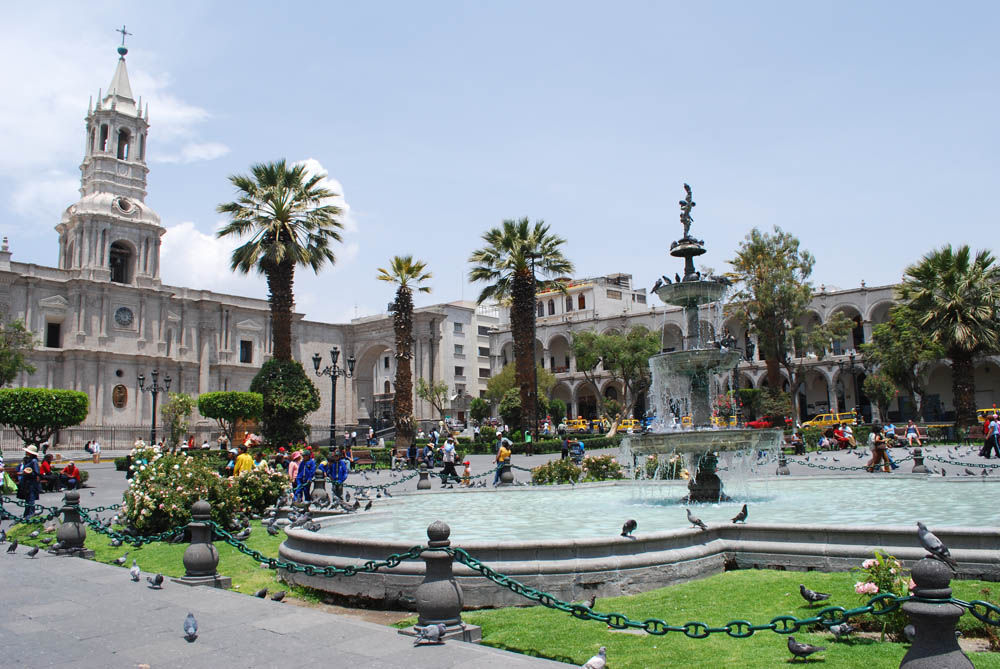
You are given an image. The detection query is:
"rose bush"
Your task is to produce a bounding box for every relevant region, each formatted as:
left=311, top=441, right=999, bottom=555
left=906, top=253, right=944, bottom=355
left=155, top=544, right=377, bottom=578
left=581, top=454, right=624, bottom=481
left=851, top=550, right=911, bottom=640
left=531, top=458, right=582, bottom=485
left=235, top=467, right=289, bottom=513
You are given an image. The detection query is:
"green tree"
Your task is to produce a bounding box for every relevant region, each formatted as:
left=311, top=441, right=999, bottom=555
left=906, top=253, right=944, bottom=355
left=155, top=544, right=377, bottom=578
left=861, top=304, right=944, bottom=420
left=249, top=359, right=320, bottom=446
left=217, top=159, right=344, bottom=361
left=469, top=397, right=491, bottom=423
left=197, top=391, right=264, bottom=445
left=0, top=316, right=36, bottom=386
left=863, top=372, right=898, bottom=423
left=469, top=218, right=573, bottom=435
left=484, top=363, right=556, bottom=405
left=416, top=377, right=450, bottom=428
left=784, top=311, right=853, bottom=420
left=498, top=387, right=550, bottom=432
left=377, top=255, right=432, bottom=449
left=548, top=398, right=567, bottom=427
left=160, top=392, right=195, bottom=453
left=0, top=388, right=88, bottom=446
left=738, top=388, right=763, bottom=421
left=898, top=245, right=1000, bottom=427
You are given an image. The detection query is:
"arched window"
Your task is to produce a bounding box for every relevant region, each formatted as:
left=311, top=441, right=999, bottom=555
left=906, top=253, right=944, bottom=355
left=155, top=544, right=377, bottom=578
left=604, top=386, right=619, bottom=401
left=109, top=241, right=132, bottom=284
left=99, top=124, right=109, bottom=152
left=536, top=302, right=544, bottom=317
left=384, top=380, right=391, bottom=394
left=565, top=296, right=573, bottom=312
left=117, top=129, right=131, bottom=160
left=578, top=294, right=586, bottom=310
left=547, top=300, right=555, bottom=315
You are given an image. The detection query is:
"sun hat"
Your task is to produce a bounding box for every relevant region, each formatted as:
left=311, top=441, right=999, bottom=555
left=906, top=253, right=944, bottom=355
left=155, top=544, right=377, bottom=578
left=23, top=444, right=39, bottom=456
left=291, top=450, right=302, bottom=460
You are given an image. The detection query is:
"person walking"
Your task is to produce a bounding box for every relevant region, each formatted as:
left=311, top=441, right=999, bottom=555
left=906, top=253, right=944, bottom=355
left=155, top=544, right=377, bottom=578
left=439, top=437, right=459, bottom=487
left=866, top=424, right=891, bottom=473
left=982, top=414, right=1000, bottom=459
left=17, top=445, right=42, bottom=518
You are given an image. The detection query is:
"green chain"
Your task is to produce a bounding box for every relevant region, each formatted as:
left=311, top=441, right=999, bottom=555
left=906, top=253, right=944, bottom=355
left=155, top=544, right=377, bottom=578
left=1, top=496, right=61, bottom=523
left=76, top=507, right=186, bottom=546
left=925, top=455, right=1000, bottom=470
left=786, top=455, right=913, bottom=471
left=341, top=470, right=420, bottom=491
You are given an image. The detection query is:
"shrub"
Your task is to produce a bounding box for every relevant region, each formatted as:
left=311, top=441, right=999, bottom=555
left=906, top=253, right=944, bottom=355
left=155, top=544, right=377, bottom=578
left=581, top=454, right=624, bottom=481
left=234, top=467, right=289, bottom=513
left=479, top=425, right=497, bottom=444
left=469, top=397, right=490, bottom=423
left=548, top=398, right=566, bottom=427
left=197, top=391, right=263, bottom=445
left=531, top=458, right=582, bottom=485
left=851, top=551, right=911, bottom=641
left=249, top=359, right=320, bottom=446
left=644, top=453, right=686, bottom=479
left=0, top=388, right=88, bottom=446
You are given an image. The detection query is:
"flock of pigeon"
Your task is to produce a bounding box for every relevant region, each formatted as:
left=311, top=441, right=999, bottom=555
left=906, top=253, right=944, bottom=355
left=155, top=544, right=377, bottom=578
left=799, top=445, right=992, bottom=477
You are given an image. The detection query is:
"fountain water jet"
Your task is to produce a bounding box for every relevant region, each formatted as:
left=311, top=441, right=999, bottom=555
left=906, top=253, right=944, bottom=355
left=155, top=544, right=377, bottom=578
left=620, top=184, right=782, bottom=502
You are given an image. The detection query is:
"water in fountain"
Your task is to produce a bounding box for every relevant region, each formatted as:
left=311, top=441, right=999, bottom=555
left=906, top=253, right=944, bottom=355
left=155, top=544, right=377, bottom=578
left=619, top=184, right=783, bottom=502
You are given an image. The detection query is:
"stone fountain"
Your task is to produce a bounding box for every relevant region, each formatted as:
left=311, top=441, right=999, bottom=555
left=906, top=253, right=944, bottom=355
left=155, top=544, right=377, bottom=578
left=621, top=184, right=783, bottom=502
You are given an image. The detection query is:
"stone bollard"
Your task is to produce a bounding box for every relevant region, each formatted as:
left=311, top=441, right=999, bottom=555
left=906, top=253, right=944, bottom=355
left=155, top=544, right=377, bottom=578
left=899, top=557, right=972, bottom=668
left=311, top=473, right=329, bottom=504
left=53, top=491, right=94, bottom=558
left=174, top=500, right=232, bottom=589
left=399, top=521, right=481, bottom=643
left=776, top=454, right=790, bottom=476
left=498, top=463, right=514, bottom=486
left=417, top=464, right=432, bottom=490
left=911, top=447, right=929, bottom=474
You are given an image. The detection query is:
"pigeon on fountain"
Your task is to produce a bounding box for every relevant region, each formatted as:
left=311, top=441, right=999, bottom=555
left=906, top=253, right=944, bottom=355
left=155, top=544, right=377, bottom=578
left=652, top=278, right=663, bottom=292
left=686, top=508, right=708, bottom=531
left=675, top=273, right=682, bottom=283
left=917, top=521, right=958, bottom=571
left=582, top=646, right=607, bottom=669
left=799, top=584, right=831, bottom=606
left=731, top=504, right=748, bottom=524
left=620, top=519, right=637, bottom=538
left=787, top=636, right=825, bottom=661
left=662, top=275, right=672, bottom=284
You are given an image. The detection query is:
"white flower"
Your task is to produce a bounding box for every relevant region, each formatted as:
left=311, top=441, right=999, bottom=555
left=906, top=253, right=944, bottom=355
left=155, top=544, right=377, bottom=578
left=173, top=464, right=180, bottom=470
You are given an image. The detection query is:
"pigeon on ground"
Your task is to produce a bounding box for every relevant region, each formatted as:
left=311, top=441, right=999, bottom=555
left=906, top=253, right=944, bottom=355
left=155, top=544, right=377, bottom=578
left=39, top=537, right=52, bottom=545
left=7, top=539, right=18, bottom=553
left=266, top=524, right=280, bottom=536
left=26, top=546, right=40, bottom=558
left=413, top=623, right=447, bottom=646
left=788, top=636, right=825, bottom=661
left=147, top=573, right=164, bottom=589
left=731, top=504, right=748, bottom=524
left=233, top=528, right=251, bottom=541
left=364, top=500, right=372, bottom=511
left=0, top=528, right=6, bottom=543
left=271, top=590, right=286, bottom=602
left=254, top=588, right=268, bottom=598
left=130, top=559, right=140, bottom=582
left=169, top=531, right=185, bottom=544
left=51, top=541, right=65, bottom=551
left=686, top=508, right=708, bottom=531
left=29, top=530, right=40, bottom=538
left=90, top=490, right=95, bottom=496
left=183, top=613, right=198, bottom=642
left=384, top=489, right=392, bottom=498
left=587, top=594, right=597, bottom=610
left=345, top=491, right=351, bottom=502
left=110, top=538, right=122, bottom=548
left=917, top=521, right=958, bottom=571
left=114, top=552, right=129, bottom=566
left=829, top=622, right=855, bottom=640
left=352, top=500, right=361, bottom=511
left=800, top=584, right=831, bottom=606
left=621, top=519, right=637, bottom=538
left=965, top=468, right=976, bottom=476
left=582, top=646, right=607, bottom=669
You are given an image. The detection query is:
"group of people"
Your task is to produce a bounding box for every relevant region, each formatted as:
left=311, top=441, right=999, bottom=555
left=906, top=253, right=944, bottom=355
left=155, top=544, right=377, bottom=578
left=7, top=444, right=83, bottom=518
left=980, top=414, right=1000, bottom=459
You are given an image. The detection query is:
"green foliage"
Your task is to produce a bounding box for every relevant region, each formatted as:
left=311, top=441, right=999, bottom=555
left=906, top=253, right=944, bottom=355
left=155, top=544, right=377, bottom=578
left=416, top=377, right=450, bottom=420
left=572, top=327, right=660, bottom=426
left=234, top=467, right=289, bottom=513
left=0, top=316, right=36, bottom=386
left=479, top=425, right=497, bottom=444
left=530, top=457, right=582, bottom=485
left=497, top=387, right=550, bottom=432
left=160, top=392, right=195, bottom=452
left=581, top=454, right=624, bottom=481
left=485, top=363, right=556, bottom=404
left=801, top=425, right=823, bottom=448
left=0, top=388, right=88, bottom=445
left=469, top=397, right=491, bottom=423
left=863, top=372, right=898, bottom=422
left=249, top=359, right=320, bottom=446
left=197, top=391, right=263, bottom=444
left=548, top=398, right=567, bottom=426
left=738, top=388, right=763, bottom=420
left=644, top=453, right=686, bottom=479
left=759, top=390, right=791, bottom=422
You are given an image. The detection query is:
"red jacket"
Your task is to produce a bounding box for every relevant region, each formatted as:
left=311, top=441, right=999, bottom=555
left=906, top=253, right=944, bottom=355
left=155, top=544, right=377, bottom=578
left=40, top=460, right=52, bottom=475
left=63, top=464, right=80, bottom=478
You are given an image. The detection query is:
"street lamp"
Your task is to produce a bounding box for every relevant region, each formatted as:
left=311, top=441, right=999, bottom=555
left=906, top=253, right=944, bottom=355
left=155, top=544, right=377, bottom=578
left=137, top=369, right=171, bottom=445
left=312, top=347, right=356, bottom=447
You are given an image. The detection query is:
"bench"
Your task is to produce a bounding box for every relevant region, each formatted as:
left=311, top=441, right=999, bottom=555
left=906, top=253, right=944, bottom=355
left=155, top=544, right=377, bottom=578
left=352, top=449, right=376, bottom=470
left=3, top=464, right=86, bottom=492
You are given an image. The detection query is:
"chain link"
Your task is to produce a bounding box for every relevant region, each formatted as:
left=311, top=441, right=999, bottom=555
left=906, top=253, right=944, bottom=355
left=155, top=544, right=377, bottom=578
left=925, top=455, right=1000, bottom=470
left=786, top=455, right=913, bottom=471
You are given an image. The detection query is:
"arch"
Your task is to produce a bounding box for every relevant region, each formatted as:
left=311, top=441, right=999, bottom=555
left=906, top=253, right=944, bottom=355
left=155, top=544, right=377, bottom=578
left=546, top=334, right=572, bottom=373
left=738, top=370, right=757, bottom=389
left=578, top=293, right=586, bottom=310
left=662, top=323, right=683, bottom=352
left=801, top=368, right=832, bottom=420
left=794, top=310, right=823, bottom=357
left=353, top=343, right=395, bottom=428
left=117, top=128, right=131, bottom=159
left=109, top=240, right=135, bottom=284
left=868, top=300, right=895, bottom=325
left=602, top=383, right=620, bottom=401
left=99, top=124, right=109, bottom=152
left=499, top=340, right=514, bottom=368
left=383, top=380, right=391, bottom=394
left=574, top=383, right=599, bottom=420
left=829, top=304, right=864, bottom=353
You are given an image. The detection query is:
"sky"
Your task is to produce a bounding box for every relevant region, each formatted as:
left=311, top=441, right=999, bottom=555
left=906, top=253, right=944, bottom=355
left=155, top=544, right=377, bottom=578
left=2, top=2, right=997, bottom=325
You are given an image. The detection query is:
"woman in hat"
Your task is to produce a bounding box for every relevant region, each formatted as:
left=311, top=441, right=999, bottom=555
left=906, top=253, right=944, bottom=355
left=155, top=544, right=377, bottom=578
left=17, top=445, right=42, bottom=517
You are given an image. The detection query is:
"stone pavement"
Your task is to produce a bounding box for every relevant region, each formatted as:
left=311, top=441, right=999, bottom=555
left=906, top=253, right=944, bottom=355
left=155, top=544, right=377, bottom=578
left=1, top=552, right=568, bottom=668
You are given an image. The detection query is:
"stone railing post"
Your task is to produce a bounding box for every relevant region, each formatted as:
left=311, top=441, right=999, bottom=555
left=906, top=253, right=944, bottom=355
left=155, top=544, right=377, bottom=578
left=911, top=448, right=928, bottom=474
left=417, top=464, right=432, bottom=490
left=899, top=557, right=972, bottom=668
left=776, top=454, right=790, bottom=476
left=174, top=499, right=232, bottom=589
left=53, top=491, right=94, bottom=558
left=311, top=472, right=328, bottom=503
left=499, top=463, right=514, bottom=486
left=402, top=521, right=481, bottom=643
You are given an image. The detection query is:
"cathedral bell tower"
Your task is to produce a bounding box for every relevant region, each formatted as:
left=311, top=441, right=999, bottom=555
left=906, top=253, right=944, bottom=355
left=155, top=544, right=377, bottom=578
left=56, top=42, right=163, bottom=287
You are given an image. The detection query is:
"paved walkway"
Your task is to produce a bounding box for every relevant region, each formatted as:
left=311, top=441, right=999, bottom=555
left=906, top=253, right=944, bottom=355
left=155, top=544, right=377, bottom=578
left=2, top=553, right=567, bottom=668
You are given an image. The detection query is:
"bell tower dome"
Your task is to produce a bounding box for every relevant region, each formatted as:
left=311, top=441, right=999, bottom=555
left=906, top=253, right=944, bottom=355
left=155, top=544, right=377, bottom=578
left=57, top=41, right=163, bottom=286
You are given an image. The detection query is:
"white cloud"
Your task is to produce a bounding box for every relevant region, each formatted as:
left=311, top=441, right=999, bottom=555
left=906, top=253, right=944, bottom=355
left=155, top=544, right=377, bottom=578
left=156, top=141, right=231, bottom=164
left=295, top=158, right=358, bottom=233
left=160, top=221, right=266, bottom=298
left=10, top=171, right=78, bottom=219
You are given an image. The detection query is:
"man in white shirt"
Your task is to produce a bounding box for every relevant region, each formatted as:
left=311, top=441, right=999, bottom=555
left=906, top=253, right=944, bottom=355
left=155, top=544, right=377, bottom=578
left=91, top=439, right=101, bottom=463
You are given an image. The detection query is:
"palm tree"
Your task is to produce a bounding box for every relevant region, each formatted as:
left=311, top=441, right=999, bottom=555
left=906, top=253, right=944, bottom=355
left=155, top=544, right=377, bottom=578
left=469, top=218, right=573, bottom=436
left=898, top=245, right=1000, bottom=428
left=217, top=160, right=343, bottom=360
left=377, top=256, right=432, bottom=448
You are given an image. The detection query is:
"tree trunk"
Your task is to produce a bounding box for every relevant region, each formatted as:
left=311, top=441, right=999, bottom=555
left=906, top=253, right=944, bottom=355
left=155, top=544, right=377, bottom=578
left=765, top=358, right=782, bottom=392
left=393, top=287, right=416, bottom=448
left=950, top=350, right=977, bottom=429
left=511, top=270, right=537, bottom=437
left=266, top=260, right=295, bottom=361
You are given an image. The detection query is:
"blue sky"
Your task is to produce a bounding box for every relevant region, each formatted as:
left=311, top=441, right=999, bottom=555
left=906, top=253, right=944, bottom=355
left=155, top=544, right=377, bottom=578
left=2, top=2, right=997, bottom=324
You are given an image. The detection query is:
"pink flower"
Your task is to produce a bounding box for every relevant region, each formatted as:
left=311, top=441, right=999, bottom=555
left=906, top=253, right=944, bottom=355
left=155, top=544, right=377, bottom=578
left=854, top=581, right=879, bottom=595
left=862, top=559, right=876, bottom=569
left=909, top=579, right=917, bottom=591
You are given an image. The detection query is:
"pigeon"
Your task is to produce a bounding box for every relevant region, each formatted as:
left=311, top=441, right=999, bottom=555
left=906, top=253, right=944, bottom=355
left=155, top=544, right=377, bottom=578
left=587, top=594, right=597, bottom=610
left=254, top=588, right=268, bottom=598
left=787, top=636, right=825, bottom=661
left=51, top=541, right=65, bottom=551
left=169, top=531, right=185, bottom=544
left=90, top=490, right=95, bottom=496
left=29, top=530, right=40, bottom=538
left=364, top=500, right=372, bottom=511
left=675, top=273, right=682, bottom=283
left=130, top=559, right=140, bottom=582
left=965, top=468, right=975, bottom=476
left=233, top=527, right=251, bottom=541
left=114, top=552, right=129, bottom=566
left=686, top=508, right=708, bottom=531
left=829, top=622, right=855, bottom=640
left=110, top=538, right=122, bottom=548
left=917, top=521, right=958, bottom=571
left=731, top=504, right=748, bottom=524
left=271, top=590, right=286, bottom=602
left=620, top=519, right=637, bottom=538
left=345, top=491, right=351, bottom=502
left=352, top=501, right=361, bottom=511
left=304, top=521, right=321, bottom=532
left=39, top=537, right=52, bottom=545
left=582, top=646, right=607, bottom=669
left=183, top=613, right=198, bottom=642
left=662, top=274, right=672, bottom=285
left=413, top=622, right=447, bottom=646
left=26, top=546, right=40, bottom=559
left=266, top=524, right=280, bottom=536
left=147, top=573, right=164, bottom=589
left=940, top=468, right=947, bottom=477
left=7, top=539, right=18, bottom=553
left=0, top=528, right=6, bottom=543
left=799, top=584, right=831, bottom=606
left=651, top=278, right=663, bottom=292
left=383, top=489, right=392, bottom=498
left=904, top=624, right=916, bottom=642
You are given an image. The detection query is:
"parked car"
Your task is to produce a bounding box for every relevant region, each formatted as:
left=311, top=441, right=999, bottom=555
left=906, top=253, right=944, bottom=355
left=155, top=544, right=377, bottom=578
left=801, top=411, right=859, bottom=428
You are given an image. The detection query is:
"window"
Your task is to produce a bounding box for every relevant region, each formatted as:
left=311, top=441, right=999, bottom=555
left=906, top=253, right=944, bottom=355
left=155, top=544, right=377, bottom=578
left=536, top=302, right=544, bottom=317
left=565, top=355, right=571, bottom=370
left=479, top=368, right=491, bottom=378
left=479, top=390, right=487, bottom=398
left=478, top=346, right=490, bottom=357
left=117, top=129, right=131, bottom=160
left=454, top=366, right=465, bottom=377
left=99, top=124, right=109, bottom=152
left=453, top=322, right=463, bottom=333
left=455, top=383, right=466, bottom=395
left=384, top=380, right=391, bottom=393
left=109, top=241, right=131, bottom=284
left=578, top=294, right=586, bottom=310
left=478, top=325, right=491, bottom=336
left=454, top=344, right=464, bottom=355
left=607, top=289, right=622, bottom=300
left=636, top=294, right=646, bottom=304
left=239, top=340, right=253, bottom=364
left=566, top=296, right=573, bottom=311
left=139, top=133, right=146, bottom=160
left=547, top=300, right=555, bottom=315
left=45, top=322, right=61, bottom=349
left=384, top=356, right=390, bottom=369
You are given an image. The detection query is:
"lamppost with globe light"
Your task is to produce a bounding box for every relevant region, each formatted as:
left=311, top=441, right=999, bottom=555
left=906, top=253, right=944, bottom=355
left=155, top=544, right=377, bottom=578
left=137, top=369, right=171, bottom=445
left=312, top=347, right=356, bottom=447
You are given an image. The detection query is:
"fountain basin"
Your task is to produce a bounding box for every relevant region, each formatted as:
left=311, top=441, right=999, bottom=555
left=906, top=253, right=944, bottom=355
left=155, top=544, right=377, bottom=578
left=654, top=279, right=725, bottom=307
left=623, top=427, right=782, bottom=455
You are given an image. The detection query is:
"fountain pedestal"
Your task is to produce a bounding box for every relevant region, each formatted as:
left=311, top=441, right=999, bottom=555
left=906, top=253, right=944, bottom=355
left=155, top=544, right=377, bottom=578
left=683, top=452, right=730, bottom=503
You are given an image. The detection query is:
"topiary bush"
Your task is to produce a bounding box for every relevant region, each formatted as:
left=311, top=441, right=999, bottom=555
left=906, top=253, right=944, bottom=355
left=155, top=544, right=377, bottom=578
left=249, top=359, right=320, bottom=447
left=197, top=391, right=263, bottom=445
left=0, top=387, right=89, bottom=446
left=581, top=454, right=624, bottom=481
left=531, top=458, right=582, bottom=485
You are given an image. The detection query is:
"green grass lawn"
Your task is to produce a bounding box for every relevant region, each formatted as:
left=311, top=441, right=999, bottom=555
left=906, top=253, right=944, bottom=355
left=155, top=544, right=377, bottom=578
left=453, top=570, right=1000, bottom=669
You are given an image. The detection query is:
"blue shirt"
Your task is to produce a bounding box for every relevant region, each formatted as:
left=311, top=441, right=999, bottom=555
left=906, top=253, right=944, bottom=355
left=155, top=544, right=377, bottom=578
left=296, top=459, right=317, bottom=485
